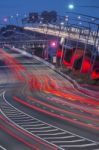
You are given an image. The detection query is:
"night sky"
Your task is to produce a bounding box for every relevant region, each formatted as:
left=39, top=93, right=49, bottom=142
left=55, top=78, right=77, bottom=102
left=0, top=0, right=99, bottom=19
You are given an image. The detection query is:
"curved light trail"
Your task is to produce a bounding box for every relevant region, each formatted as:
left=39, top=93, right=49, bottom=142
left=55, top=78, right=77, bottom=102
left=0, top=48, right=99, bottom=150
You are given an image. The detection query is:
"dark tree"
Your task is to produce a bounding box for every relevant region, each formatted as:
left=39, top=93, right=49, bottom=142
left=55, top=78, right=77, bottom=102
left=22, top=17, right=29, bottom=24
left=41, top=10, right=57, bottom=23
left=64, top=49, right=74, bottom=62
left=28, top=12, right=39, bottom=23
left=74, top=56, right=83, bottom=70
left=49, top=11, right=57, bottom=22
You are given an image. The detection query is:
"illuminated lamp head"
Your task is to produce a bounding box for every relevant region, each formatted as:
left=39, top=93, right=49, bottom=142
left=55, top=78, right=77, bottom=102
left=50, top=41, right=57, bottom=47
left=3, top=17, right=8, bottom=22
left=68, top=4, right=74, bottom=10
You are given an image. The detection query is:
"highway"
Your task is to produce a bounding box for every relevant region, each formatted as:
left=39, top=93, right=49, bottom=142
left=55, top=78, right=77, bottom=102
left=0, top=48, right=99, bottom=150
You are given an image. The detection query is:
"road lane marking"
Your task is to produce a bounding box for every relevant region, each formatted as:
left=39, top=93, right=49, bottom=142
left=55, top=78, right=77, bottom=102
left=44, top=135, right=75, bottom=140
left=31, top=129, right=59, bottom=133
left=37, top=132, right=68, bottom=136
left=1, top=91, right=99, bottom=150
left=25, top=126, right=52, bottom=130
left=60, top=143, right=97, bottom=148
left=21, top=123, right=44, bottom=127
left=0, top=146, right=7, bottom=150
left=52, top=138, right=86, bottom=143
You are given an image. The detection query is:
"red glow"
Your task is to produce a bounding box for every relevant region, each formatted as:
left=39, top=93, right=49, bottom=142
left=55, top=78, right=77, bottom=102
left=13, top=97, right=99, bottom=130
left=29, top=74, right=99, bottom=107
left=56, top=49, right=62, bottom=57
left=91, top=69, right=99, bottom=79
left=0, top=48, right=26, bottom=81
left=63, top=50, right=83, bottom=68
left=28, top=96, right=99, bottom=123
left=1, top=116, right=55, bottom=150
left=81, top=58, right=91, bottom=73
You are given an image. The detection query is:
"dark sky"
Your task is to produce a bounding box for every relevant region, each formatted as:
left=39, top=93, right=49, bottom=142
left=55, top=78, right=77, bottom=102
left=0, top=0, right=99, bottom=19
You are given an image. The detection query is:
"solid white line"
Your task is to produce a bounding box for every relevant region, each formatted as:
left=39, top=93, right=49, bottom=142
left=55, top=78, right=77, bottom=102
left=13, top=120, right=36, bottom=124
left=60, top=143, right=97, bottom=148
left=37, top=132, right=65, bottom=136
left=18, top=121, right=40, bottom=125
left=6, top=114, right=26, bottom=117
left=9, top=113, right=28, bottom=116
left=18, top=122, right=39, bottom=126
left=3, top=112, right=18, bottom=115
left=3, top=110, right=18, bottom=113
left=13, top=118, right=34, bottom=121
left=31, top=128, right=58, bottom=133
left=26, top=126, right=52, bottom=130
left=8, top=115, right=30, bottom=119
left=22, top=124, right=47, bottom=127
left=2, top=91, right=99, bottom=145
left=0, top=145, right=7, bottom=150
left=12, top=118, right=34, bottom=122
left=20, top=121, right=38, bottom=127
left=1, top=93, right=64, bottom=150
left=44, top=135, right=75, bottom=140
left=2, top=109, right=18, bottom=112
left=52, top=138, right=85, bottom=143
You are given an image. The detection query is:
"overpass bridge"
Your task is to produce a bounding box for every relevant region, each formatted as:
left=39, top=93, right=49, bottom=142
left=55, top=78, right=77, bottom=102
left=1, top=12, right=99, bottom=54
left=1, top=12, right=99, bottom=53
left=24, top=25, right=99, bottom=53
left=0, top=39, right=48, bottom=49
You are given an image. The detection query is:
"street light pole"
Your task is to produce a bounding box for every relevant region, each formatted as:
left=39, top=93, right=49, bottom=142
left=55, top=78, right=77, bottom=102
left=80, top=23, right=91, bottom=73
left=71, top=27, right=82, bottom=70
left=90, top=25, right=99, bottom=74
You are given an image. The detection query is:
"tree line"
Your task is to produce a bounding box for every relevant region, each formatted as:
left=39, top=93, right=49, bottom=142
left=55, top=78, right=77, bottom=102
left=22, top=11, right=58, bottom=24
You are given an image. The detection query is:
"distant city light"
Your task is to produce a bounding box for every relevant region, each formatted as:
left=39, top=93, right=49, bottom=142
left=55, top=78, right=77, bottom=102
left=79, top=22, right=82, bottom=25
left=68, top=4, right=75, bottom=10
left=24, top=14, right=27, bottom=17
left=16, top=13, right=19, bottom=17
left=65, top=15, right=69, bottom=21
left=92, top=18, right=95, bottom=21
left=60, top=22, right=64, bottom=25
left=78, top=16, right=81, bottom=19
left=11, top=15, right=14, bottom=18
left=40, top=21, right=42, bottom=24
left=65, top=18, right=68, bottom=21
left=3, top=17, right=8, bottom=22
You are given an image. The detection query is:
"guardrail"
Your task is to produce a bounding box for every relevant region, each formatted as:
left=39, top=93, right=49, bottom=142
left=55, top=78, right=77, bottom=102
left=0, top=39, right=48, bottom=48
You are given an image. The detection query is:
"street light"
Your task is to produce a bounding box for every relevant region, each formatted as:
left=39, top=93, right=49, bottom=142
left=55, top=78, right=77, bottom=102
left=3, top=17, right=8, bottom=23
left=68, top=4, right=75, bottom=10
left=3, top=17, right=8, bottom=25
left=68, top=4, right=99, bottom=10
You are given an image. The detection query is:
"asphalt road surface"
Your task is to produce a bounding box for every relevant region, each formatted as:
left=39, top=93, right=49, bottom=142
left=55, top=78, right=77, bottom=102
left=0, top=48, right=99, bottom=150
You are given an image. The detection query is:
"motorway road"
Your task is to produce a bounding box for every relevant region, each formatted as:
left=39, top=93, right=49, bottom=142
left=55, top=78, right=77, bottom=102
left=0, top=49, right=99, bottom=150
